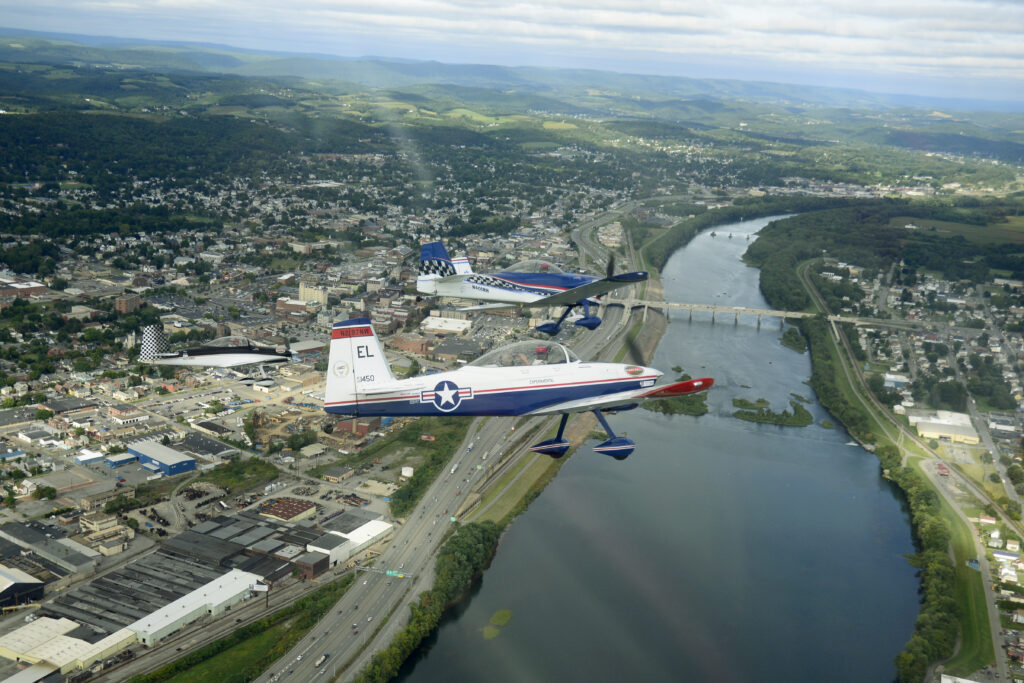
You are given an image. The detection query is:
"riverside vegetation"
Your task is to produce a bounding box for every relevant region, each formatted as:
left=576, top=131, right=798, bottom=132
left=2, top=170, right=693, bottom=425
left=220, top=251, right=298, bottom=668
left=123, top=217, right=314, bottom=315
left=731, top=398, right=813, bottom=426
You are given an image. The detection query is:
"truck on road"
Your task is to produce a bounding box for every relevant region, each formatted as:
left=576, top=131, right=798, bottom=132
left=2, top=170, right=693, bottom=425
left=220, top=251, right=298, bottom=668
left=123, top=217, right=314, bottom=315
left=315, top=653, right=329, bottom=667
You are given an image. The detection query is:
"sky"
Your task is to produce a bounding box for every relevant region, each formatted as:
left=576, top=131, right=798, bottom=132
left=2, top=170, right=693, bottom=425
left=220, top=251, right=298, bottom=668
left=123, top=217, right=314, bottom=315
left=2, top=0, right=1023, bottom=102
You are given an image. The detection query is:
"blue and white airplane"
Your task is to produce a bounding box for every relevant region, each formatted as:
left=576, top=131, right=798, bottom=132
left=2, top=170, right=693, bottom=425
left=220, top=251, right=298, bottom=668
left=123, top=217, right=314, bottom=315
left=324, top=318, right=712, bottom=459
left=416, top=241, right=647, bottom=335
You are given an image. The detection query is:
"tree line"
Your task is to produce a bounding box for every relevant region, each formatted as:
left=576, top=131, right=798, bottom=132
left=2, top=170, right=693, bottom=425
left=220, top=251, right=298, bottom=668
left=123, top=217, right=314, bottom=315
left=353, top=521, right=501, bottom=682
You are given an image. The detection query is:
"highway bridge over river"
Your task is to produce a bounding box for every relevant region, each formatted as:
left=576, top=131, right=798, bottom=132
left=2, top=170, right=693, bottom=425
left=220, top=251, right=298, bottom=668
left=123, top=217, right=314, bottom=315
left=601, top=298, right=917, bottom=330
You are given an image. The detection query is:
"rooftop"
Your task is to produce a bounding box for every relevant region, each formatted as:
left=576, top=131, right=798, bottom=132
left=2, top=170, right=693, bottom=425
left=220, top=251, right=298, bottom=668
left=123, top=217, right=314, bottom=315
left=127, top=440, right=194, bottom=466
left=128, top=569, right=262, bottom=640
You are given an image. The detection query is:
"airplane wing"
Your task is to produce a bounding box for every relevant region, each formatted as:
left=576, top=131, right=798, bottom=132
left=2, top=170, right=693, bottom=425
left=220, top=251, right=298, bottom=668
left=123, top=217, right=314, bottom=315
left=526, top=377, right=712, bottom=415
left=517, top=272, right=647, bottom=308
left=457, top=303, right=519, bottom=312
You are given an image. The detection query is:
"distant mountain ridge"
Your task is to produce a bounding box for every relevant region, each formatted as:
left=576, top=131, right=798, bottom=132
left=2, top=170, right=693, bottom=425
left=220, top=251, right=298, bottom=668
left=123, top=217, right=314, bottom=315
left=1, top=26, right=1021, bottom=113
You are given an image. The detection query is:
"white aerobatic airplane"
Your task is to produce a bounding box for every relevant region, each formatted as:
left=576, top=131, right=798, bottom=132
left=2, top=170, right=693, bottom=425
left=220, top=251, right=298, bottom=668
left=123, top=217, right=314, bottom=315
left=416, top=241, right=647, bottom=335
left=138, top=324, right=292, bottom=386
left=324, top=318, right=712, bottom=459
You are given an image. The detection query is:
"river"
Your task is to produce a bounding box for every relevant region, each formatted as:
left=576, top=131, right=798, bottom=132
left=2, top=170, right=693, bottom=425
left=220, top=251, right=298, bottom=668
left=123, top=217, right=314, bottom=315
left=398, top=216, right=920, bottom=682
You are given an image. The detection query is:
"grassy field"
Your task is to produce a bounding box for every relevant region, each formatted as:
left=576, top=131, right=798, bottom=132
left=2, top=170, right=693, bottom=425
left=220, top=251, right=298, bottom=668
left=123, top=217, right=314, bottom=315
left=888, top=216, right=1024, bottom=246
left=164, top=620, right=293, bottom=683
left=194, top=457, right=279, bottom=495
left=907, top=457, right=994, bottom=674
left=957, top=463, right=1007, bottom=502
left=469, top=453, right=556, bottom=525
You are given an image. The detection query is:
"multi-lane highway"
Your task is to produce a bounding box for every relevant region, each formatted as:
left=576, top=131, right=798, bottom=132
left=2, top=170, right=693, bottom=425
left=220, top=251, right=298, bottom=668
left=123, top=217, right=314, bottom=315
left=258, top=415, right=517, bottom=682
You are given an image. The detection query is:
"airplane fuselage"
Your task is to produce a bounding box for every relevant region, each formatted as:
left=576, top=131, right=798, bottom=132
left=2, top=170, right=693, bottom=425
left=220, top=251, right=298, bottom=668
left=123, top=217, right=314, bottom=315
left=423, top=271, right=598, bottom=304
left=324, top=361, right=659, bottom=418
left=148, top=347, right=290, bottom=368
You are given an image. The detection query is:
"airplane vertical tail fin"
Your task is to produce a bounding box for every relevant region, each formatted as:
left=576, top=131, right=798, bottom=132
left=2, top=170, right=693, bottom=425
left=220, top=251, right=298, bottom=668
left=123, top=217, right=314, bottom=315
left=419, top=241, right=455, bottom=277
left=139, top=325, right=170, bottom=362
left=417, top=241, right=472, bottom=294
left=324, top=318, right=395, bottom=415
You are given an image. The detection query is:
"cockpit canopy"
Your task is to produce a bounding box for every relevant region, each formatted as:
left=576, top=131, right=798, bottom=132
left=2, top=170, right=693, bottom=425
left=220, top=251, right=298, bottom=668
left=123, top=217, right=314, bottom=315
left=204, top=336, right=274, bottom=350
left=205, top=337, right=251, bottom=348
left=502, top=259, right=564, bottom=274
left=469, top=341, right=579, bottom=368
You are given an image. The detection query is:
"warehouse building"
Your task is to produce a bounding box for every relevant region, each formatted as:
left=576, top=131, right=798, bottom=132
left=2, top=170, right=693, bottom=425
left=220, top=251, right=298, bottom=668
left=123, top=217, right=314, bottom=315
left=258, top=498, right=316, bottom=523
left=0, top=564, right=43, bottom=607
left=130, top=569, right=262, bottom=646
left=0, top=616, right=137, bottom=675
left=292, top=551, right=329, bottom=579
left=104, top=453, right=137, bottom=468
left=161, top=531, right=243, bottom=568
left=74, top=449, right=104, bottom=466
left=321, top=465, right=355, bottom=484
left=81, top=486, right=134, bottom=511
left=307, top=532, right=351, bottom=567
left=341, top=520, right=393, bottom=557
left=916, top=421, right=981, bottom=445
left=0, top=523, right=98, bottom=576
left=320, top=507, right=384, bottom=535
left=179, top=432, right=236, bottom=460
left=908, top=409, right=980, bottom=445
left=127, top=441, right=196, bottom=477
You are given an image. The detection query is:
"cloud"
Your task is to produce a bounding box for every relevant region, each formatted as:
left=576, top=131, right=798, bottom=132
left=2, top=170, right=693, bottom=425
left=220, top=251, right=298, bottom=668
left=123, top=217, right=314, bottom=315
left=2, top=0, right=1022, bottom=99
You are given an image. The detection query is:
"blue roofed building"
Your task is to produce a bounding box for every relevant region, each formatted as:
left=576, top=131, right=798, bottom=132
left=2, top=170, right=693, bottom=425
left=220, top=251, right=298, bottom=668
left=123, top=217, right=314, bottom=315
left=126, top=441, right=195, bottom=477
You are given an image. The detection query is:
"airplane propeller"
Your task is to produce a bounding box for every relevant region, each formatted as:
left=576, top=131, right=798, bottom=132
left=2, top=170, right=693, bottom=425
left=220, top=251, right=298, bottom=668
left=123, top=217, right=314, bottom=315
left=605, top=250, right=644, bottom=363
left=624, top=328, right=645, bottom=365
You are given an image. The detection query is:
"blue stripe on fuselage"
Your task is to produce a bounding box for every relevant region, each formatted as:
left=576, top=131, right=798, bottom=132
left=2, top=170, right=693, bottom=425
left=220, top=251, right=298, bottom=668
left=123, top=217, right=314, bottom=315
left=324, top=377, right=648, bottom=417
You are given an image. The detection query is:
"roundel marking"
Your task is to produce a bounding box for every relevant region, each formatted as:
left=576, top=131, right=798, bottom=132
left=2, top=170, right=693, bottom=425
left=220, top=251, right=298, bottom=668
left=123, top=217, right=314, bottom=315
left=432, top=380, right=462, bottom=412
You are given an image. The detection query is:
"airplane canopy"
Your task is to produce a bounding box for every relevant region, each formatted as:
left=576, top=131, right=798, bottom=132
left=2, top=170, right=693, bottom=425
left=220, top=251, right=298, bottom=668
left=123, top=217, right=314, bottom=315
left=502, top=259, right=564, bottom=274
left=204, top=336, right=259, bottom=348
left=469, top=341, right=579, bottom=368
